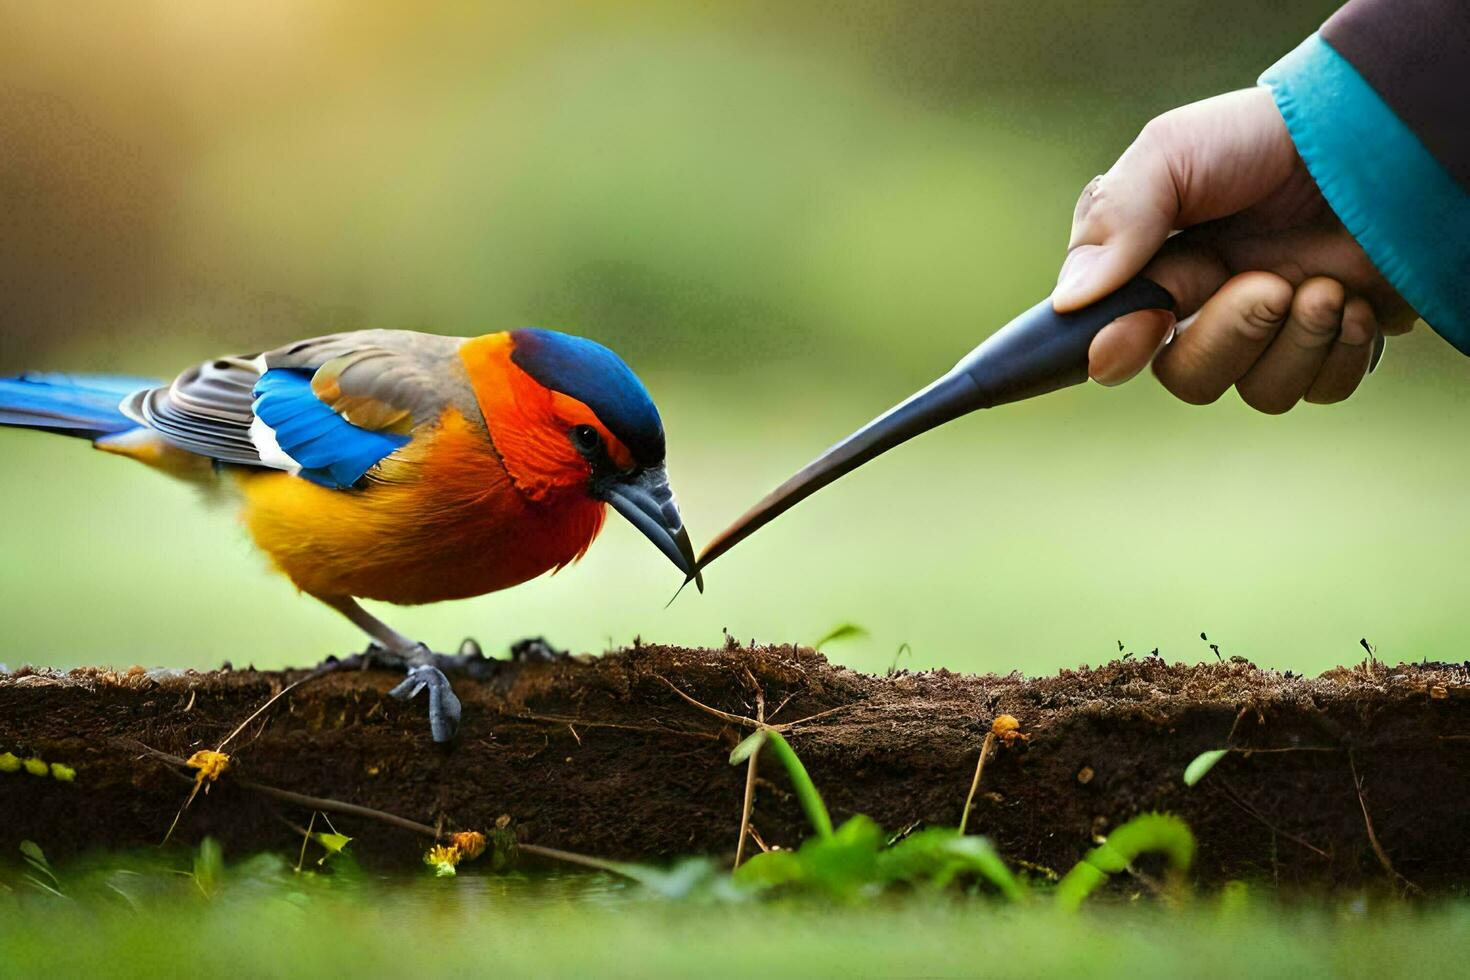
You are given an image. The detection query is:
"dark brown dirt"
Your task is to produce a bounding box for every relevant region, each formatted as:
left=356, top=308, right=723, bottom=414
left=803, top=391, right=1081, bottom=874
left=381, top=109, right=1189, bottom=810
left=3, top=643, right=1470, bottom=889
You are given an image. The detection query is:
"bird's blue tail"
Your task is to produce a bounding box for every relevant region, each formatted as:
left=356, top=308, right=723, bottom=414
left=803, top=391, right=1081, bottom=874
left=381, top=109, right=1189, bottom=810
left=0, top=372, right=157, bottom=440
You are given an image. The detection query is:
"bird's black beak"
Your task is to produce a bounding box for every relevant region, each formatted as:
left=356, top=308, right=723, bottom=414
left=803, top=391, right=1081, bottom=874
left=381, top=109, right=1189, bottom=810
left=697, top=277, right=1174, bottom=572
left=599, top=464, right=703, bottom=592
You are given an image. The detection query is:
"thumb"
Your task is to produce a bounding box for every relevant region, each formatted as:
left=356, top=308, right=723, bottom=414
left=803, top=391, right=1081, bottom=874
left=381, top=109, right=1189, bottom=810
left=1053, top=159, right=1175, bottom=313
left=1053, top=88, right=1295, bottom=313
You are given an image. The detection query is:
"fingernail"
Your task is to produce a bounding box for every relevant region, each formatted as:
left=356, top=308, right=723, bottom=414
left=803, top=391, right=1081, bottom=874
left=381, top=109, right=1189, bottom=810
left=1369, top=336, right=1385, bottom=373
left=1054, top=249, right=1095, bottom=306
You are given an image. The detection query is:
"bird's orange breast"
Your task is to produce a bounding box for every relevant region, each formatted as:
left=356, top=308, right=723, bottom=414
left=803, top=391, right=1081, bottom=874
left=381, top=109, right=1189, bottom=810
left=236, top=409, right=606, bottom=604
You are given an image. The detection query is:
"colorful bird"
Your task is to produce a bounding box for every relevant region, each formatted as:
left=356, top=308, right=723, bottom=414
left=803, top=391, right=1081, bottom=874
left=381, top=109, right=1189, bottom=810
left=0, top=328, right=700, bottom=740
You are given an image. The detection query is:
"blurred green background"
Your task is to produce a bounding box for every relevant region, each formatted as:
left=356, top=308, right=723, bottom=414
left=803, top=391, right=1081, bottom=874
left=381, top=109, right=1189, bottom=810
left=3, top=0, right=1466, bottom=676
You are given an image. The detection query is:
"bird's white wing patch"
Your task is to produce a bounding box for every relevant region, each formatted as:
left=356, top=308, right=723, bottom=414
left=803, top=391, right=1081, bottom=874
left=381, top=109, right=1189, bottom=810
left=247, top=414, right=301, bottom=473
left=244, top=355, right=300, bottom=473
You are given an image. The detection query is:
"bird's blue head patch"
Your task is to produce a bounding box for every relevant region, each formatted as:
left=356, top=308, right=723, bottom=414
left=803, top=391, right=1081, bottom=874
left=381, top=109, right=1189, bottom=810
left=509, top=328, right=666, bottom=466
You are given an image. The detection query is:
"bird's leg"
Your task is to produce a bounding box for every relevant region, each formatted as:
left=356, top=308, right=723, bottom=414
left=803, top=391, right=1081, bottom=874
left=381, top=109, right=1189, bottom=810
left=318, top=595, right=419, bottom=664
left=314, top=595, right=489, bottom=743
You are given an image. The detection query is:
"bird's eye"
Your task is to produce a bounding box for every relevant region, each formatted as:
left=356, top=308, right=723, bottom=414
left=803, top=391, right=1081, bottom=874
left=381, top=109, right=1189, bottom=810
left=570, top=424, right=602, bottom=454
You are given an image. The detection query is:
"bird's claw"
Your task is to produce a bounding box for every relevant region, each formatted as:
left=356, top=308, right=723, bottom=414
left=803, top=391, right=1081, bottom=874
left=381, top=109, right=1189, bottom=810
left=313, top=637, right=509, bottom=742
left=389, top=663, right=462, bottom=743
left=312, top=642, right=398, bottom=673
left=509, top=636, right=569, bottom=663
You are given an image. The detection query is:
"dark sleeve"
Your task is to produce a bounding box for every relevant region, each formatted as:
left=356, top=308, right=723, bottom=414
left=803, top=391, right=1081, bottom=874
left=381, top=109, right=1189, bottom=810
left=1322, top=0, right=1470, bottom=192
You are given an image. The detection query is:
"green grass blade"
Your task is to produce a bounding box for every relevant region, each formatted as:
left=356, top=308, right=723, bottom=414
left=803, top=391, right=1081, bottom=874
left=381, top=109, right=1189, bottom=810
left=1184, top=749, right=1229, bottom=787
left=764, top=731, right=833, bottom=839
left=1055, top=813, right=1195, bottom=911
left=878, top=829, right=1025, bottom=902
left=729, top=729, right=767, bottom=765
left=813, top=623, right=869, bottom=651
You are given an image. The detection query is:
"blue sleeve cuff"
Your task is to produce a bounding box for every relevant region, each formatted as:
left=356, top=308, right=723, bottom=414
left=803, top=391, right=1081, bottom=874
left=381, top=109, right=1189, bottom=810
left=1260, top=34, right=1470, bottom=354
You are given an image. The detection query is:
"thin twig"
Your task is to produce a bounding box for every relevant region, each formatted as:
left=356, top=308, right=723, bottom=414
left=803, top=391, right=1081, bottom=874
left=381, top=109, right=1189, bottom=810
left=735, top=671, right=765, bottom=869
left=1349, top=752, right=1420, bottom=894
left=162, top=774, right=206, bottom=845
left=656, top=672, right=855, bottom=861
left=505, top=711, right=717, bottom=740
left=1216, top=778, right=1331, bottom=860
left=516, top=844, right=641, bottom=879
left=959, top=732, right=996, bottom=836
left=296, top=811, right=318, bottom=873
left=656, top=676, right=754, bottom=728
left=766, top=692, right=797, bottom=722
left=161, top=667, right=330, bottom=843
left=126, top=740, right=192, bottom=767
left=238, top=779, right=439, bottom=837
left=131, top=741, right=440, bottom=837
left=656, top=674, right=853, bottom=733
left=773, top=704, right=852, bottom=732
left=217, top=674, right=313, bottom=753
left=1225, top=704, right=1253, bottom=746
left=130, top=739, right=645, bottom=879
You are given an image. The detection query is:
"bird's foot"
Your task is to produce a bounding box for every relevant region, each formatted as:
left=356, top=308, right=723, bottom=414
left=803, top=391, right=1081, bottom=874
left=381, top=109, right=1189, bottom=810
left=391, top=638, right=502, bottom=680
left=308, top=644, right=389, bottom=673
left=509, top=636, right=570, bottom=663
left=386, top=639, right=518, bottom=743
left=311, top=637, right=561, bottom=743
left=313, top=639, right=499, bottom=744
left=388, top=653, right=463, bottom=744
left=314, top=638, right=498, bottom=675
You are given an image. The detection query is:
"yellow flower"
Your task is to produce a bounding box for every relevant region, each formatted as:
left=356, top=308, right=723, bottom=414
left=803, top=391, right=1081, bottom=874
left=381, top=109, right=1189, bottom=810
left=424, top=844, right=462, bottom=877
left=23, top=757, right=47, bottom=777
left=186, top=750, right=231, bottom=785
left=49, top=762, right=76, bottom=782
left=0, top=752, right=19, bottom=773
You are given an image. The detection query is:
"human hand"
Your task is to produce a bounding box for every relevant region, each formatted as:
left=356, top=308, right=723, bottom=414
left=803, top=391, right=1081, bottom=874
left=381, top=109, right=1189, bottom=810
left=1055, top=87, right=1415, bottom=412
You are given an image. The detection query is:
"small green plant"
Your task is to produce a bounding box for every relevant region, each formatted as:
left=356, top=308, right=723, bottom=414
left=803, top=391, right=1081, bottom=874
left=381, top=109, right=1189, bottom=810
left=312, top=831, right=352, bottom=862
left=734, top=815, right=881, bottom=898
left=730, top=729, right=832, bottom=838
left=1054, top=813, right=1196, bottom=911
left=19, top=841, right=62, bottom=898
left=295, top=811, right=354, bottom=871
left=879, top=829, right=1021, bottom=897
left=812, top=623, right=868, bottom=651
left=729, top=728, right=1022, bottom=900
left=888, top=642, right=913, bottom=674
left=726, top=719, right=1197, bottom=907
left=733, top=815, right=1024, bottom=901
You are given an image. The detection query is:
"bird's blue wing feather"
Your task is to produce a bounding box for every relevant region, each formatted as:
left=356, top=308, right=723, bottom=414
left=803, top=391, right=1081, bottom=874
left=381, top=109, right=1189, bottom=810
left=0, top=373, right=158, bottom=438
left=253, top=369, right=411, bottom=488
